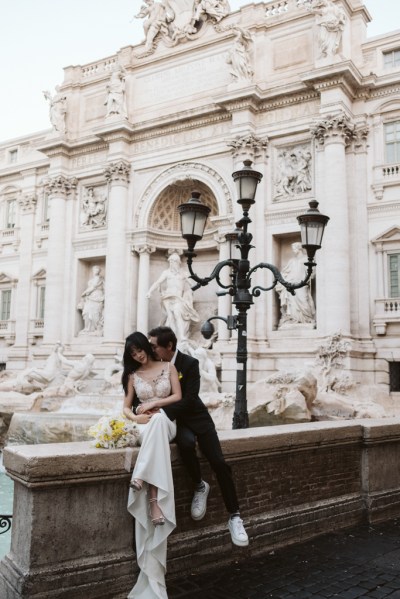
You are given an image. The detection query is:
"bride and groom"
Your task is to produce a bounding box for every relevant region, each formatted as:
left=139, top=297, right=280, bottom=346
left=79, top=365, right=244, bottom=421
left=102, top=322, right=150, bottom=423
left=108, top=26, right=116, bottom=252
left=122, top=326, right=248, bottom=599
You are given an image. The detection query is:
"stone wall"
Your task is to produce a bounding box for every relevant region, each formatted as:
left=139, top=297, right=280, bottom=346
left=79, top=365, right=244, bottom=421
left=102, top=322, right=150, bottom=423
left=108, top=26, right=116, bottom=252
left=1, top=419, right=400, bottom=598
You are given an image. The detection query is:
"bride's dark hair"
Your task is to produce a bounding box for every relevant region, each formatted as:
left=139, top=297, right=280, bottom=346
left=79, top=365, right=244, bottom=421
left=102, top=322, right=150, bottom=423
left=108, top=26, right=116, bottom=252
left=121, top=331, right=156, bottom=395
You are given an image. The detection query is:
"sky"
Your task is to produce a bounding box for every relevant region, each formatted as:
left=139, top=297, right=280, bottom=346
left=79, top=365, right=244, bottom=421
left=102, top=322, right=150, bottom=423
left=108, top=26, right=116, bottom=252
left=0, top=0, right=399, bottom=142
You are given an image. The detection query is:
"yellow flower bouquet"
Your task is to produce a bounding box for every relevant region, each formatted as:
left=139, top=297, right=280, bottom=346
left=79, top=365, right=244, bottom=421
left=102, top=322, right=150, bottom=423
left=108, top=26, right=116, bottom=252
left=88, top=414, right=140, bottom=449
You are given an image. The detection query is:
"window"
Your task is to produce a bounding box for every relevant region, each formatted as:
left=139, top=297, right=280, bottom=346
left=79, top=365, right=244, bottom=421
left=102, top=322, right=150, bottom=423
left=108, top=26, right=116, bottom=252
left=389, top=254, right=400, bottom=298
left=37, top=286, right=46, bottom=319
left=384, top=49, right=400, bottom=69
left=389, top=362, right=400, bottom=392
left=384, top=121, right=400, bottom=163
left=0, top=289, right=11, bottom=320
left=5, top=199, right=16, bottom=229
left=8, top=149, right=18, bottom=164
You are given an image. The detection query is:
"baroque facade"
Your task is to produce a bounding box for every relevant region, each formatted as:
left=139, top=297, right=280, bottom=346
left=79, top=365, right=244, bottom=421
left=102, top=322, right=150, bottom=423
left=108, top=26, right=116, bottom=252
left=1, top=0, right=400, bottom=393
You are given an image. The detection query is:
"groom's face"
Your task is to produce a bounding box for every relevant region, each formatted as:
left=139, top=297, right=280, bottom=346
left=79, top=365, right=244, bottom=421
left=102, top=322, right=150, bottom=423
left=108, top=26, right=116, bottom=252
left=149, top=336, right=174, bottom=362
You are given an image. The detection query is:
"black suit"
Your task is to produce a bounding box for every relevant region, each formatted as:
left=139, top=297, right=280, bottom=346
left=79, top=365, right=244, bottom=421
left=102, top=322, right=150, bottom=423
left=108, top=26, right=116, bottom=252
left=163, top=351, right=239, bottom=514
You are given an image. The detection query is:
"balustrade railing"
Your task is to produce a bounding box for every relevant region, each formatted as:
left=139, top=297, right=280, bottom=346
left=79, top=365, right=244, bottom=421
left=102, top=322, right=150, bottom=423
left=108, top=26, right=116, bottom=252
left=265, top=0, right=312, bottom=18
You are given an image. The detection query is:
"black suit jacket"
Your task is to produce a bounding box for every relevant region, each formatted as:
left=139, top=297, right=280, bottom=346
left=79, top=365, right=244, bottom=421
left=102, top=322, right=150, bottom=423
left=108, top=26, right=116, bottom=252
left=163, top=351, right=215, bottom=435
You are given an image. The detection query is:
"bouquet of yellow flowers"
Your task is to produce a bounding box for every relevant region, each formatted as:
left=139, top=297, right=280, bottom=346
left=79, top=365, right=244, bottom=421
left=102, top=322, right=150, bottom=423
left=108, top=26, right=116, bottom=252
left=88, top=414, right=140, bottom=449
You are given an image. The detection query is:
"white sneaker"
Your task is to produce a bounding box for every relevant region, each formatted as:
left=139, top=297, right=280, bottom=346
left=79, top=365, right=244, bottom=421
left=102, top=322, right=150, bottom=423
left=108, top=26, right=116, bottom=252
left=190, top=481, right=210, bottom=521
left=228, top=517, right=249, bottom=547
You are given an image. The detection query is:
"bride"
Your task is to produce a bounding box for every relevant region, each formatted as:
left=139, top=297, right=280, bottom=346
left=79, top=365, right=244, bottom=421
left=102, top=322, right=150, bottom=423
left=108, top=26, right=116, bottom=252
left=122, top=331, right=182, bottom=599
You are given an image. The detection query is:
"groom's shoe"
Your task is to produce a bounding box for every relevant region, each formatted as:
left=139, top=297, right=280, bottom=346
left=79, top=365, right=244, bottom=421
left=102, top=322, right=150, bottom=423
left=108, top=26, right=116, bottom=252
left=228, top=516, right=249, bottom=547
left=191, top=481, right=210, bottom=521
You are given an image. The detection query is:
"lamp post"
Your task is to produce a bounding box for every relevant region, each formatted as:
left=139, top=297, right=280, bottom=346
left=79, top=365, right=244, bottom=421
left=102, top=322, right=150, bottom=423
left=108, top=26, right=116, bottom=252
left=178, top=160, right=329, bottom=429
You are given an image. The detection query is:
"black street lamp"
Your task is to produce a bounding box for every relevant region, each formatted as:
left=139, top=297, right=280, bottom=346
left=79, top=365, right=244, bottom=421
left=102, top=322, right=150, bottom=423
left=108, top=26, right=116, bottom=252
left=178, top=160, right=329, bottom=429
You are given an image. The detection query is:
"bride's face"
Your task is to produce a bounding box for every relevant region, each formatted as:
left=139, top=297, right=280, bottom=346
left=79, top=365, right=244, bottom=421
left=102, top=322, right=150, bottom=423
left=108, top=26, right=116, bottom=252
left=131, top=347, right=150, bottom=366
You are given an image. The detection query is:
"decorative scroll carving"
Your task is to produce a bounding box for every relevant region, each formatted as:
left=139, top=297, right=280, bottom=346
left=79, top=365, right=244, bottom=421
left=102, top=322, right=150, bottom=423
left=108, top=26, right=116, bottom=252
left=103, top=160, right=130, bottom=184
left=43, top=176, right=77, bottom=199
left=310, top=112, right=354, bottom=147
left=274, top=143, right=312, bottom=199
left=227, top=133, right=268, bottom=161
left=18, top=193, right=37, bottom=213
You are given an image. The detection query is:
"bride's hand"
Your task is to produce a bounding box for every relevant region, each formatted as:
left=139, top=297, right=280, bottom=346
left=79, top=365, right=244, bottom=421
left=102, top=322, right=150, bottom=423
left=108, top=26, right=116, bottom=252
left=140, top=401, right=158, bottom=413
left=136, top=413, right=152, bottom=424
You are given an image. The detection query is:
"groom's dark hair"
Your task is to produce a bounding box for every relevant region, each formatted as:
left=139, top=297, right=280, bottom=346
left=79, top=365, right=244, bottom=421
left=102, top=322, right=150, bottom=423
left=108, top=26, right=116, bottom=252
left=148, top=326, right=177, bottom=351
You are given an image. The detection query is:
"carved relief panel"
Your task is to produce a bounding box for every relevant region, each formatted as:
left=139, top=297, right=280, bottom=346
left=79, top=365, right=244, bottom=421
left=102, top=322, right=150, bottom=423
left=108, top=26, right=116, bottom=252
left=273, top=142, right=313, bottom=201
left=79, top=185, right=108, bottom=230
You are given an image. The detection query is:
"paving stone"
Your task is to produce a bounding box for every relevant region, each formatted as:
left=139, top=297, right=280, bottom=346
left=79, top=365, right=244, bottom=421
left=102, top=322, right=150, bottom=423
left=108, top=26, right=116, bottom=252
left=168, top=520, right=400, bottom=599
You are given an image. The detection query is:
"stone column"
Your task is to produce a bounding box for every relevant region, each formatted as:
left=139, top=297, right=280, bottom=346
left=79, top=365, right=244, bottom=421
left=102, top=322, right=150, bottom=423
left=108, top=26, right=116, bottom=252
left=135, top=245, right=155, bottom=334
left=347, top=124, right=371, bottom=338
left=102, top=160, right=130, bottom=345
left=13, top=194, right=37, bottom=352
left=311, top=113, right=353, bottom=336
left=43, top=176, right=77, bottom=345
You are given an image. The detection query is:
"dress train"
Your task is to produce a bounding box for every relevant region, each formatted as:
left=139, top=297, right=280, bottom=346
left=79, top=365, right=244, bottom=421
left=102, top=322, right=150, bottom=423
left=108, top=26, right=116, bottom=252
left=127, top=411, right=177, bottom=599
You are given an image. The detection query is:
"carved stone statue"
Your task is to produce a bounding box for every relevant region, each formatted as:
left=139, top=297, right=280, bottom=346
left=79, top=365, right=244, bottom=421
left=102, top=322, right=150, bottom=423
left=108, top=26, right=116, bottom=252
left=192, top=0, right=230, bottom=24
left=275, top=146, right=312, bottom=198
left=135, top=0, right=230, bottom=56
left=226, top=27, right=254, bottom=83
left=43, top=86, right=67, bottom=134
left=77, top=266, right=105, bottom=336
left=102, top=351, right=123, bottom=392
left=309, top=0, right=346, bottom=57
left=80, top=187, right=107, bottom=229
left=104, top=65, right=127, bottom=119
left=147, top=252, right=199, bottom=341
left=276, top=242, right=316, bottom=327
left=136, top=0, right=171, bottom=53
left=59, top=354, right=95, bottom=394
left=193, top=346, right=220, bottom=394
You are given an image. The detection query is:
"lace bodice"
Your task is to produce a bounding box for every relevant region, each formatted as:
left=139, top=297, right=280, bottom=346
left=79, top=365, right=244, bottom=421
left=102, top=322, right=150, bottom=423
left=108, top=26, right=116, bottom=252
left=132, top=365, right=171, bottom=403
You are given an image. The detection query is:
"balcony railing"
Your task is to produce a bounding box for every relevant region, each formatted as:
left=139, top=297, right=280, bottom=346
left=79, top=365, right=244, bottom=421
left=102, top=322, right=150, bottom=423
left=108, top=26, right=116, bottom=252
left=372, top=163, right=400, bottom=199
left=373, top=298, right=400, bottom=334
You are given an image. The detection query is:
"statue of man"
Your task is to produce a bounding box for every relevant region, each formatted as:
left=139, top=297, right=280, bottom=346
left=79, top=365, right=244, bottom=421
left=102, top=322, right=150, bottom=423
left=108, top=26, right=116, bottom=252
left=276, top=242, right=316, bottom=327
left=310, top=0, right=346, bottom=57
left=136, top=0, right=170, bottom=52
left=147, top=252, right=200, bottom=341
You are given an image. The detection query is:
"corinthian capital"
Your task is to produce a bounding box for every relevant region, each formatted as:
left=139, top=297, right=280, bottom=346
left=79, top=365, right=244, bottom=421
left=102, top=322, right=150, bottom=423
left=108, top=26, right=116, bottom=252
left=44, top=175, right=77, bottom=199
left=227, top=133, right=269, bottom=160
left=18, top=193, right=37, bottom=213
left=310, top=112, right=354, bottom=147
left=103, top=160, right=130, bottom=184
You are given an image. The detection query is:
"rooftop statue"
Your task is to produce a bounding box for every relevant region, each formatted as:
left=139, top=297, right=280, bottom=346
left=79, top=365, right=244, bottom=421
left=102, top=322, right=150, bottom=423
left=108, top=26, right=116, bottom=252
left=43, top=86, right=67, bottom=135
left=135, top=0, right=230, bottom=56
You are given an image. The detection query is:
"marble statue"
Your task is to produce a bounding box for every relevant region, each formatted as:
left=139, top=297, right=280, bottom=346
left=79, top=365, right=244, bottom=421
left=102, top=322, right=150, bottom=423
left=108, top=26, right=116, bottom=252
left=135, top=0, right=230, bottom=55
left=102, top=351, right=123, bottom=392
left=77, top=266, right=105, bottom=336
left=276, top=243, right=316, bottom=327
left=59, top=354, right=95, bottom=394
left=135, top=0, right=171, bottom=53
left=147, top=252, right=199, bottom=341
left=43, top=86, right=67, bottom=134
left=80, top=187, right=107, bottom=229
left=104, top=65, right=127, bottom=119
left=192, top=0, right=230, bottom=24
left=226, top=27, right=254, bottom=83
left=309, top=0, right=346, bottom=57
left=275, top=146, right=312, bottom=198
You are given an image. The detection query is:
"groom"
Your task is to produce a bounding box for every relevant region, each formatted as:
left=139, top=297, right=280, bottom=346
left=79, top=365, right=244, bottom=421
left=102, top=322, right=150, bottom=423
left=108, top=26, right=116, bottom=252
left=148, top=325, right=248, bottom=547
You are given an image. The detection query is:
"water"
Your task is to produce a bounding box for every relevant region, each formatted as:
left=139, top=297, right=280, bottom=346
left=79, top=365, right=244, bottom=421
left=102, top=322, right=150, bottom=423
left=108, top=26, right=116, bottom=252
left=0, top=459, right=13, bottom=560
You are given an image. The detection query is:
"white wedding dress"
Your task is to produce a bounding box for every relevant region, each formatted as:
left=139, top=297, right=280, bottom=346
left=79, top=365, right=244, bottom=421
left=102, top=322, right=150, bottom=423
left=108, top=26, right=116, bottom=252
left=127, top=365, right=177, bottom=599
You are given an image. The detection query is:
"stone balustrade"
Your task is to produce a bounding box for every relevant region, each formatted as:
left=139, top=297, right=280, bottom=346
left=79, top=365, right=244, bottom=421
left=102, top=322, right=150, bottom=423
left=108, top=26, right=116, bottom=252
left=373, top=298, right=400, bottom=335
left=1, top=419, right=400, bottom=598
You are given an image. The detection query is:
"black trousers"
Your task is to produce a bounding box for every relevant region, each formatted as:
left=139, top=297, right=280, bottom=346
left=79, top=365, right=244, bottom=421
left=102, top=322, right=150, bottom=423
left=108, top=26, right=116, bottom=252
left=175, top=423, right=240, bottom=514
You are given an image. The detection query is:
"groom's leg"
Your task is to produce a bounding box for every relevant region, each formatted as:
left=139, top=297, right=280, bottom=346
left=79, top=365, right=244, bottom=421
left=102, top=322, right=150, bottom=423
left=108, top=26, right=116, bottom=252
left=175, top=424, right=202, bottom=484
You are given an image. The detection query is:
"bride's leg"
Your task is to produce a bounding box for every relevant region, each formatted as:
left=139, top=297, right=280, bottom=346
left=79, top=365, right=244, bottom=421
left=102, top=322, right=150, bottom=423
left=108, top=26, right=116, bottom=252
left=148, top=484, right=165, bottom=526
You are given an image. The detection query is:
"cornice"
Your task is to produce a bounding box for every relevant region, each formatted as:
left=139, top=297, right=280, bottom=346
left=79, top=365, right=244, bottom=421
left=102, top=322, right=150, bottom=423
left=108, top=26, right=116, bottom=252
left=131, top=111, right=230, bottom=144
left=301, top=61, right=364, bottom=100
left=368, top=201, right=400, bottom=216
left=36, top=137, right=108, bottom=159
left=265, top=206, right=305, bottom=224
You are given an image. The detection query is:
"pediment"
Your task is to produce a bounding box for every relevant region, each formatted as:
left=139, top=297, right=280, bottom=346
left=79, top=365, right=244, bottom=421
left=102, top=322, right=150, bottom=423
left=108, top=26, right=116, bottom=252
left=0, top=272, right=17, bottom=285
left=371, top=226, right=400, bottom=245
left=32, top=268, right=46, bottom=280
